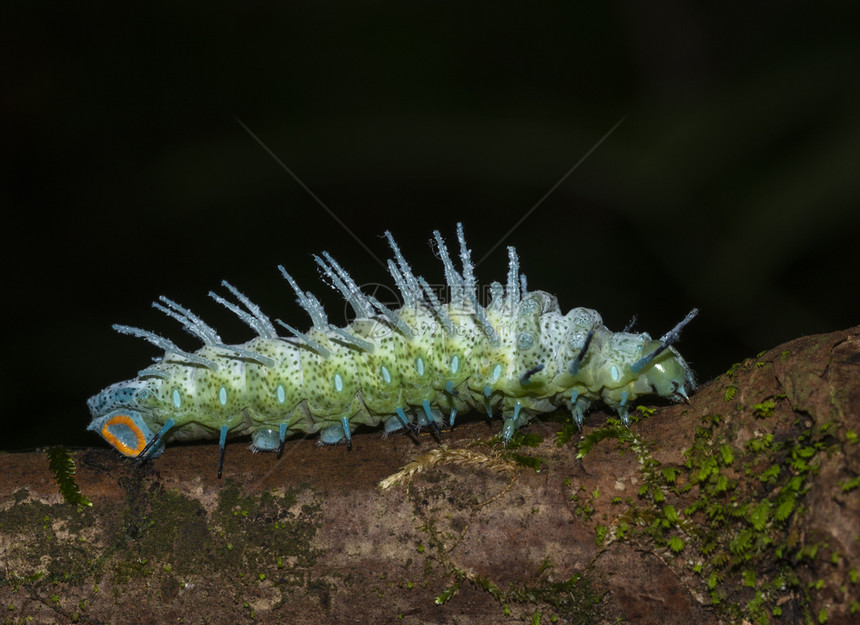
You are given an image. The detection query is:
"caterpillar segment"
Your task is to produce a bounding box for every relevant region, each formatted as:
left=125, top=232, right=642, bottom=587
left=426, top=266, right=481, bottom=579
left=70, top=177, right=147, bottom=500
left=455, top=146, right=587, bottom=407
left=87, top=224, right=697, bottom=477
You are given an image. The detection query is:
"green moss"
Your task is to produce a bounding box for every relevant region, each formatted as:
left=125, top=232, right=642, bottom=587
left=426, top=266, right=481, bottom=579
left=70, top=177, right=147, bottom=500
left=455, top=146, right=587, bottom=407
left=668, top=536, right=685, bottom=553
left=555, top=421, right=578, bottom=447
left=663, top=505, right=679, bottom=523
left=45, top=448, right=91, bottom=508
left=719, top=444, right=735, bottom=466
left=212, top=483, right=320, bottom=572
left=575, top=419, right=632, bottom=459
left=661, top=467, right=678, bottom=484
left=758, top=465, right=780, bottom=483
left=577, top=394, right=852, bottom=625
left=725, top=361, right=744, bottom=379
left=433, top=574, right=462, bottom=605
left=507, top=453, right=543, bottom=472
left=501, top=570, right=602, bottom=624
left=1, top=471, right=327, bottom=621
left=752, top=400, right=776, bottom=418
left=0, top=490, right=99, bottom=588
left=840, top=475, right=860, bottom=493
left=416, top=493, right=605, bottom=622
left=505, top=432, right=544, bottom=448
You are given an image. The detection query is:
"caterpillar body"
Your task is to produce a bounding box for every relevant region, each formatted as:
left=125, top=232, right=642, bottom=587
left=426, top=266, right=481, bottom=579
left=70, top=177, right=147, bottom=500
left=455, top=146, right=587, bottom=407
left=88, top=224, right=697, bottom=477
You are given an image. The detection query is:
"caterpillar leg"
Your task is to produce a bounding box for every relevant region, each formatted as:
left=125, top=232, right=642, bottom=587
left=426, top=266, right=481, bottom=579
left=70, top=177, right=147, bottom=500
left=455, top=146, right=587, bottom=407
left=385, top=405, right=442, bottom=443
left=277, top=422, right=288, bottom=458
left=341, top=417, right=352, bottom=450
left=383, top=415, right=406, bottom=435
left=483, top=386, right=494, bottom=420
left=134, top=418, right=175, bottom=464
left=217, top=425, right=229, bottom=478
left=380, top=408, right=422, bottom=444
left=501, top=402, right=524, bottom=446
left=318, top=418, right=354, bottom=450
left=250, top=424, right=291, bottom=458
left=419, top=400, right=445, bottom=442
left=395, top=406, right=422, bottom=441
left=617, top=391, right=630, bottom=427
left=568, top=390, right=591, bottom=430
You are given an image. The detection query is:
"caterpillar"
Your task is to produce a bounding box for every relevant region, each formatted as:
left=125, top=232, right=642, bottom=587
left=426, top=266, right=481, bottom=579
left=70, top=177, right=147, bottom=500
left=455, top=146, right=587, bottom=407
left=87, top=224, right=697, bottom=477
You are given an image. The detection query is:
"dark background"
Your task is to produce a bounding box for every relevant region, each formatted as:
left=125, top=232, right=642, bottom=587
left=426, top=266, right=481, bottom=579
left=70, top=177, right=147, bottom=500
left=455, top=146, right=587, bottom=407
left=4, top=2, right=858, bottom=451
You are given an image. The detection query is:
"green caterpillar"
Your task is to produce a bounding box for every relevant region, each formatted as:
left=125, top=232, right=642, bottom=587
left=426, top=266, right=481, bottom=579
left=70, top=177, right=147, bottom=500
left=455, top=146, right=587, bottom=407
left=88, top=224, right=697, bottom=477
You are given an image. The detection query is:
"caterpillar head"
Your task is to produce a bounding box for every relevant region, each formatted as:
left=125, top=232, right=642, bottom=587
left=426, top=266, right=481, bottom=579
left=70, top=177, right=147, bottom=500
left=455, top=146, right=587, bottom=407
left=632, top=341, right=696, bottom=402
left=626, top=308, right=699, bottom=403
left=595, top=309, right=698, bottom=414
left=87, top=379, right=166, bottom=458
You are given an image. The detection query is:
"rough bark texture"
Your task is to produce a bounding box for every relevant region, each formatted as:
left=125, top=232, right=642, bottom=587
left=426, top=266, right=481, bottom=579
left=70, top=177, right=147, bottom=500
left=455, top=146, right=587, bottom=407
left=2, top=326, right=858, bottom=625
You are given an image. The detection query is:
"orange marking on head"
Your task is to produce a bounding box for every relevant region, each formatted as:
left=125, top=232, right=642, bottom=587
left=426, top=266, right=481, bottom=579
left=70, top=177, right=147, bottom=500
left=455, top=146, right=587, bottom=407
left=101, top=414, right=146, bottom=457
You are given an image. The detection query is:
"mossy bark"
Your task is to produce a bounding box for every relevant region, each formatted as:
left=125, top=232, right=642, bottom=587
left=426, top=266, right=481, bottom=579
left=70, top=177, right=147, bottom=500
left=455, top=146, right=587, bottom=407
left=2, top=326, right=858, bottom=625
